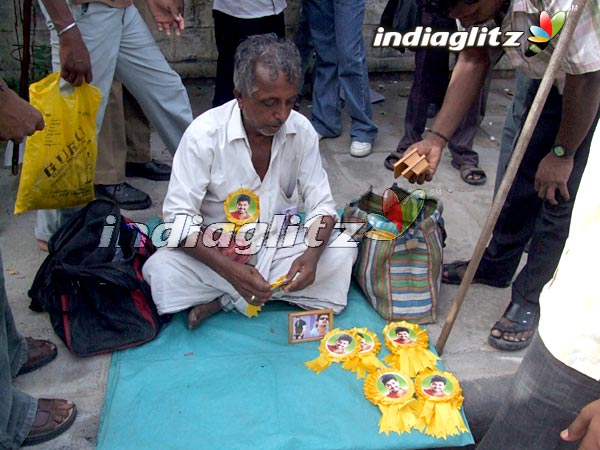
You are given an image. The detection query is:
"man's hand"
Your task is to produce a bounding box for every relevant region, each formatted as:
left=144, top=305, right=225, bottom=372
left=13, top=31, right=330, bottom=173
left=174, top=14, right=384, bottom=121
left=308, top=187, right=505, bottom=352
left=282, top=250, right=320, bottom=293
left=561, top=398, right=600, bottom=449
left=58, top=29, right=93, bottom=86
left=405, top=133, right=446, bottom=184
left=0, top=82, right=45, bottom=142
left=226, top=263, right=272, bottom=307
left=534, top=153, right=574, bottom=205
left=146, top=0, right=185, bottom=36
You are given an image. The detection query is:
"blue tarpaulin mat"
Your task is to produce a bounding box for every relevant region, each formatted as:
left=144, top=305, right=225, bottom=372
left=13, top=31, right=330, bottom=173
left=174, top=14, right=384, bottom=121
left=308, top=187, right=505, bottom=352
left=97, top=282, right=473, bottom=450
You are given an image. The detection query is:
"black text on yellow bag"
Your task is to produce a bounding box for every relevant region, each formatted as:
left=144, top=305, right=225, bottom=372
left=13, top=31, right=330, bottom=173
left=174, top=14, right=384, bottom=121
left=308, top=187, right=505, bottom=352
left=342, top=184, right=445, bottom=324
left=14, top=72, right=101, bottom=214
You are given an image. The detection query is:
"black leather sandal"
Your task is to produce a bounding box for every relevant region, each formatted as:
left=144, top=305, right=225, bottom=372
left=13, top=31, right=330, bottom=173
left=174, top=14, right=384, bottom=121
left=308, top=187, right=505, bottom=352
left=488, top=301, right=539, bottom=351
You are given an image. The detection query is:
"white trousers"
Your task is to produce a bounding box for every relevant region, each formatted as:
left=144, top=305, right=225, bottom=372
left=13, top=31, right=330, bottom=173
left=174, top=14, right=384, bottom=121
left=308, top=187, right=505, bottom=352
left=143, top=231, right=358, bottom=316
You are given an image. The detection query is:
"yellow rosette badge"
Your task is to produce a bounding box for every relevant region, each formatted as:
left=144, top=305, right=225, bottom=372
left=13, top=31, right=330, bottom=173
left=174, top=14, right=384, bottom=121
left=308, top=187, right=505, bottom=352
left=341, top=328, right=386, bottom=379
left=414, top=369, right=468, bottom=439
left=305, top=329, right=360, bottom=374
left=224, top=188, right=260, bottom=228
left=382, top=321, right=439, bottom=376
left=363, top=369, right=418, bottom=435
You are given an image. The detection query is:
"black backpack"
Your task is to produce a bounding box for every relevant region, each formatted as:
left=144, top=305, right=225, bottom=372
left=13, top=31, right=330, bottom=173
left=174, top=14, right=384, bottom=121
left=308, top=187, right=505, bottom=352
left=29, top=199, right=163, bottom=356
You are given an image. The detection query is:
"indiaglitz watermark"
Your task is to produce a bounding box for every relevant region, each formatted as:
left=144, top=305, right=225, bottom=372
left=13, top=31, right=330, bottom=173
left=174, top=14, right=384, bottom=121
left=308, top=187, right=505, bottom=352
left=373, top=26, right=523, bottom=52
left=99, top=213, right=364, bottom=254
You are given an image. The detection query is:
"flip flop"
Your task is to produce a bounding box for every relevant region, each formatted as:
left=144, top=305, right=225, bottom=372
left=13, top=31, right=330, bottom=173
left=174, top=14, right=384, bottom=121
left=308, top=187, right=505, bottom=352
left=442, top=260, right=511, bottom=288
left=22, top=399, right=77, bottom=446
left=17, top=338, right=57, bottom=376
left=450, top=160, right=487, bottom=186
left=384, top=150, right=405, bottom=171
left=488, top=301, right=539, bottom=351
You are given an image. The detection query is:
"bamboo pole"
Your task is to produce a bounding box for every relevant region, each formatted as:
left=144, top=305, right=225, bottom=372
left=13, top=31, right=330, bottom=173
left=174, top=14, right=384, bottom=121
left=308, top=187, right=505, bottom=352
left=435, top=0, right=590, bottom=355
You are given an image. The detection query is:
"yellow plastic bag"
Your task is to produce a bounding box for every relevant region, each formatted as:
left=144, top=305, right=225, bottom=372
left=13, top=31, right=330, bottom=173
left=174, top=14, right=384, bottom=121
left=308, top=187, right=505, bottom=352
left=14, top=72, right=102, bottom=214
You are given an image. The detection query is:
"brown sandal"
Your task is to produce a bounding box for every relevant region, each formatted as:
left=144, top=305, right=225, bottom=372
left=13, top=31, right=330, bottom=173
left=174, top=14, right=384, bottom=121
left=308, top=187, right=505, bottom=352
left=22, top=399, right=77, bottom=446
left=17, top=338, right=57, bottom=376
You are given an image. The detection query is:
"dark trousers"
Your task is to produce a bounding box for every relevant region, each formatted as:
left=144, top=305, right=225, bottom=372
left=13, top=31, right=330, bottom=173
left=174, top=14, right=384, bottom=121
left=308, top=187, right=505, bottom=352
left=212, top=10, right=285, bottom=107
left=476, top=75, right=599, bottom=306
left=397, top=11, right=489, bottom=167
left=477, top=332, right=600, bottom=449
left=0, top=250, right=37, bottom=450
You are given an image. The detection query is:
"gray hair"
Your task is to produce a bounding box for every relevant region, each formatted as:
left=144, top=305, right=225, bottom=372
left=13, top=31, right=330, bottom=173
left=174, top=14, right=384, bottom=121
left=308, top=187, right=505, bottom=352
left=233, top=34, right=301, bottom=97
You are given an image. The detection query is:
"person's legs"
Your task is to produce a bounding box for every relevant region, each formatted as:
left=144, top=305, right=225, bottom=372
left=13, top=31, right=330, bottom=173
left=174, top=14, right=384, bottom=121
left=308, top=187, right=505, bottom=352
left=509, top=103, right=595, bottom=306
left=293, top=0, right=314, bottom=102
left=142, top=248, right=235, bottom=316
left=307, top=0, right=342, bottom=138
left=447, top=71, right=491, bottom=169
left=494, top=70, right=534, bottom=194
left=268, top=238, right=357, bottom=313
left=122, top=84, right=173, bottom=181
left=0, top=250, right=38, bottom=449
left=477, top=333, right=600, bottom=450
left=332, top=0, right=377, bottom=144
left=476, top=78, right=561, bottom=284
left=122, top=84, right=151, bottom=163
left=116, top=5, right=192, bottom=155
left=96, top=79, right=128, bottom=185
left=35, top=1, right=128, bottom=242
left=212, top=11, right=285, bottom=108
left=396, top=11, right=450, bottom=153
left=482, top=79, right=597, bottom=348
left=94, top=79, right=153, bottom=208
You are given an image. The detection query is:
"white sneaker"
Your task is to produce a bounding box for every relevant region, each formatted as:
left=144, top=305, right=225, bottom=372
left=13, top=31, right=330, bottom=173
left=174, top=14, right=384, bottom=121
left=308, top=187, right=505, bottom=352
left=350, top=141, right=372, bottom=158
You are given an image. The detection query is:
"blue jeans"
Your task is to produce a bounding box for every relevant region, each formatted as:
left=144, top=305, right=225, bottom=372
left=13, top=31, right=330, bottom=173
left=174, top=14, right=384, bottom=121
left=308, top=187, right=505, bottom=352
left=306, top=0, right=378, bottom=143
left=0, top=249, right=37, bottom=450
left=477, top=332, right=600, bottom=449
left=494, top=71, right=532, bottom=194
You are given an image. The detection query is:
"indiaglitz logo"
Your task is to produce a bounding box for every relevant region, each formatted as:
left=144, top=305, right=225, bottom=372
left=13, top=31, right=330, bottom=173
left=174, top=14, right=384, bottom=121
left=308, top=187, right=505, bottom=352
left=526, top=10, right=567, bottom=57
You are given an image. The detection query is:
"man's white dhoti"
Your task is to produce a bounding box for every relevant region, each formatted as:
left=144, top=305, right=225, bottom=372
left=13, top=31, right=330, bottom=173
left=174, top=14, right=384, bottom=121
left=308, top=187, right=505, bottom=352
left=143, top=230, right=357, bottom=316
left=144, top=99, right=357, bottom=317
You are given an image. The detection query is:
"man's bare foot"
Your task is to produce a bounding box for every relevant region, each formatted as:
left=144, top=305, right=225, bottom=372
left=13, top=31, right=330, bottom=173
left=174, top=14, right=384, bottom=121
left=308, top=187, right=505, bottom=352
left=188, top=299, right=222, bottom=330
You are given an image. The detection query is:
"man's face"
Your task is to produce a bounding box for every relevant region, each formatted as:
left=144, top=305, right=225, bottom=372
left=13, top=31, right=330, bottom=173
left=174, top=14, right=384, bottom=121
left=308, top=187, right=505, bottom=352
left=317, top=315, right=329, bottom=327
left=430, top=381, right=446, bottom=395
left=236, top=200, right=249, bottom=215
left=449, top=0, right=503, bottom=28
left=396, top=331, right=411, bottom=341
left=235, top=62, right=298, bottom=138
left=385, top=378, right=401, bottom=393
left=335, top=338, right=349, bottom=352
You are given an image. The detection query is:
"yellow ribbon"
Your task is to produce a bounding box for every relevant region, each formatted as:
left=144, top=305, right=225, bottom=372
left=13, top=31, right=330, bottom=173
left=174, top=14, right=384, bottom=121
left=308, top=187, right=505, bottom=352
left=305, top=328, right=360, bottom=374
left=244, top=304, right=261, bottom=317
left=413, top=369, right=468, bottom=439
left=382, top=321, right=439, bottom=376
left=341, top=328, right=386, bottom=379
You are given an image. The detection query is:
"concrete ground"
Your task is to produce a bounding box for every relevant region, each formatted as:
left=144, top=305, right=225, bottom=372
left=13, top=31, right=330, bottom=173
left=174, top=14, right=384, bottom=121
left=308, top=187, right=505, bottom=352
left=2, top=72, right=523, bottom=449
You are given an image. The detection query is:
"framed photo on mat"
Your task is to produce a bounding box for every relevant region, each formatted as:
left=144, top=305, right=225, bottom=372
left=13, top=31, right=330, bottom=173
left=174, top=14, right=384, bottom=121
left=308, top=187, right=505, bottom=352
left=288, top=308, right=333, bottom=344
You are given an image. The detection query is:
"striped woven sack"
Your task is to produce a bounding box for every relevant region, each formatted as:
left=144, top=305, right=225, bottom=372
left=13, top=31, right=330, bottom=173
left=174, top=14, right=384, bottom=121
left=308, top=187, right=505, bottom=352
left=342, top=185, right=445, bottom=324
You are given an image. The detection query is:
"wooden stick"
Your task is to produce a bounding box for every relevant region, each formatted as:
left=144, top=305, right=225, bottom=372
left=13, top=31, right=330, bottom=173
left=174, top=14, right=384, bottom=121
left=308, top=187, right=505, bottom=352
left=435, top=0, right=590, bottom=355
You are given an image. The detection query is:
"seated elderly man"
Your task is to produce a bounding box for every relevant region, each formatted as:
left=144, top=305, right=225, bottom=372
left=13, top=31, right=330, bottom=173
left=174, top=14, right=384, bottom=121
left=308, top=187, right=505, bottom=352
left=143, top=34, right=357, bottom=329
